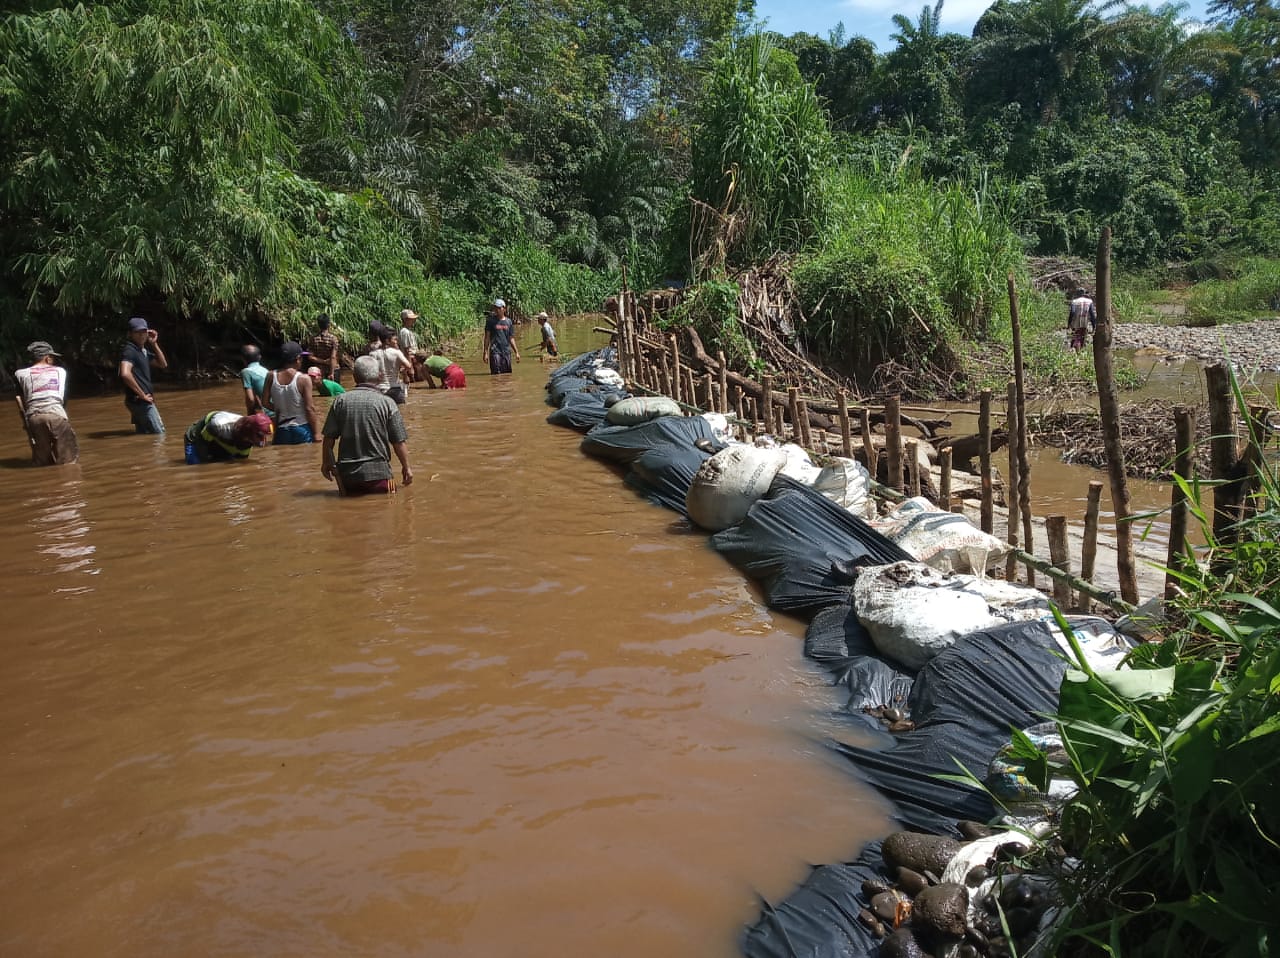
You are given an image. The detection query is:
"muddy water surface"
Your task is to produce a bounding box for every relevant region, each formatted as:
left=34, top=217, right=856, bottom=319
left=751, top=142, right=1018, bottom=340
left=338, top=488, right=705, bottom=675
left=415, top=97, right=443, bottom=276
left=0, top=321, right=889, bottom=958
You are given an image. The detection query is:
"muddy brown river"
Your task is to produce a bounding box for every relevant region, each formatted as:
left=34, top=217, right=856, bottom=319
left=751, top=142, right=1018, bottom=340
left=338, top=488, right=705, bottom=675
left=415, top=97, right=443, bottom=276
left=0, top=320, right=891, bottom=958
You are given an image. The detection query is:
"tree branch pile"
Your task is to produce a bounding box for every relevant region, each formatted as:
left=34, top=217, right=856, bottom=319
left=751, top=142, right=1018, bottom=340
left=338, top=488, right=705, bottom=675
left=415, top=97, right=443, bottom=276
left=1029, top=400, right=1211, bottom=479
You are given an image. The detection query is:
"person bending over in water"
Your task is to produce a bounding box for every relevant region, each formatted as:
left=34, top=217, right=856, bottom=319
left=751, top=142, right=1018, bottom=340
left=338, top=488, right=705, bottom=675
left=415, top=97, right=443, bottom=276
left=422, top=347, right=467, bottom=389
left=307, top=366, right=346, bottom=397
left=184, top=412, right=272, bottom=464
left=320, top=355, right=413, bottom=496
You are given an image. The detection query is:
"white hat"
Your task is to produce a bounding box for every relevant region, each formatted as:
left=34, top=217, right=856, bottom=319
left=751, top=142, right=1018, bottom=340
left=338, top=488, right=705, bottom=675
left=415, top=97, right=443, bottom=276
left=493, top=298, right=506, bottom=308
left=536, top=311, right=549, bottom=320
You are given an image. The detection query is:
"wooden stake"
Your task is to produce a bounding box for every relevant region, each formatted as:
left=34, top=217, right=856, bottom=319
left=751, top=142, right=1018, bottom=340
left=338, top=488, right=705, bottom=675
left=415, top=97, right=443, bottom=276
left=733, top=385, right=745, bottom=425
left=1091, top=228, right=1138, bottom=605
left=717, top=351, right=728, bottom=413
left=659, top=348, right=672, bottom=398
left=860, top=408, right=875, bottom=477
left=1080, top=480, right=1103, bottom=609
left=1005, top=381, right=1021, bottom=582
left=746, top=397, right=758, bottom=435
left=886, top=396, right=904, bottom=493
left=979, top=388, right=994, bottom=534
left=670, top=334, right=683, bottom=405
left=788, top=387, right=801, bottom=444
left=838, top=391, right=853, bottom=458
left=761, top=375, right=775, bottom=434
left=906, top=440, right=921, bottom=497
left=1166, top=407, right=1196, bottom=599
left=1046, top=515, right=1073, bottom=609
left=1206, top=363, right=1242, bottom=546
left=684, top=369, right=697, bottom=410
left=798, top=399, right=813, bottom=449
left=1009, top=276, right=1035, bottom=588
left=939, top=447, right=952, bottom=510
left=701, top=372, right=713, bottom=412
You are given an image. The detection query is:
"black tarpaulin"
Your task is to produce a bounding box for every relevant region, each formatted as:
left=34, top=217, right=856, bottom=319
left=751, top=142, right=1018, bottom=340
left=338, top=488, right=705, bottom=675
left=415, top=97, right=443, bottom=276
left=624, top=444, right=715, bottom=515
left=805, top=602, right=915, bottom=724
left=580, top=415, right=720, bottom=466
left=547, top=390, right=610, bottom=431
left=710, top=479, right=913, bottom=614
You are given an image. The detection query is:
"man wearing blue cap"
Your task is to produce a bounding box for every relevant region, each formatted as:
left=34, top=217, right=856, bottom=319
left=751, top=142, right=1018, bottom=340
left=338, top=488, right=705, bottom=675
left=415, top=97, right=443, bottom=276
left=119, top=316, right=167, bottom=434
left=482, top=298, right=520, bottom=374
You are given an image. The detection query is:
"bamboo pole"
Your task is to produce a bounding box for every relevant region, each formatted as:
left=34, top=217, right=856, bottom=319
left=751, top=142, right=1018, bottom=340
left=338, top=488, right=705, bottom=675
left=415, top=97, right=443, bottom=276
left=1166, top=407, right=1196, bottom=598
left=761, top=375, right=775, bottom=435
left=1080, top=480, right=1104, bottom=609
left=1005, top=381, right=1021, bottom=582
left=1009, top=276, right=1035, bottom=588
left=979, top=388, right=994, bottom=534
left=939, top=448, right=953, bottom=510
left=1091, top=228, right=1138, bottom=605
left=717, top=351, right=728, bottom=414
left=1014, top=548, right=1134, bottom=615
left=906, top=440, right=921, bottom=497
left=838, top=391, right=853, bottom=458
left=886, top=396, right=904, bottom=493
left=1046, top=516, right=1073, bottom=609
left=787, top=387, right=801, bottom=444
left=669, top=334, right=683, bottom=405
left=798, top=399, right=813, bottom=449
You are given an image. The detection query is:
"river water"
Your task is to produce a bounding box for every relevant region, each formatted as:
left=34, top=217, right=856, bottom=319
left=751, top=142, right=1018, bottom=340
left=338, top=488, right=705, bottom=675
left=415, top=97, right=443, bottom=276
left=0, top=320, right=891, bottom=958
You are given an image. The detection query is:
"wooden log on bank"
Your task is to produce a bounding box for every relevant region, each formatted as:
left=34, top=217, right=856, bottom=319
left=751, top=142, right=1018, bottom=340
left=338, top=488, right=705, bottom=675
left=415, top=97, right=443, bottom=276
left=1092, top=227, right=1139, bottom=605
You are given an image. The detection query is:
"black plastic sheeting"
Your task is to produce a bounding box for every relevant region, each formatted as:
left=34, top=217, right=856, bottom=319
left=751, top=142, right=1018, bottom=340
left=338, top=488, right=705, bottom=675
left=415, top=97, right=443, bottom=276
left=710, top=478, right=912, bottom=614
left=540, top=351, right=1069, bottom=958
left=580, top=415, right=721, bottom=465
left=742, top=620, right=1067, bottom=958
left=805, top=602, right=915, bottom=725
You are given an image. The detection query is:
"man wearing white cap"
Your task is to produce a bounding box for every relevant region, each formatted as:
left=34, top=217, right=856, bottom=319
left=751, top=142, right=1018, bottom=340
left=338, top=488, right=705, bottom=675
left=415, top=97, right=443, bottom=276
left=397, top=308, right=423, bottom=382
left=15, top=340, right=79, bottom=465
left=481, top=298, right=520, bottom=374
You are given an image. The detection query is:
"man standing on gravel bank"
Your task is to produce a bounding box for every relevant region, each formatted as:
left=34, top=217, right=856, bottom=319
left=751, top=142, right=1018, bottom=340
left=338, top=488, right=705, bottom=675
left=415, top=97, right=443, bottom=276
left=1067, top=287, right=1097, bottom=351
left=120, top=317, right=167, bottom=433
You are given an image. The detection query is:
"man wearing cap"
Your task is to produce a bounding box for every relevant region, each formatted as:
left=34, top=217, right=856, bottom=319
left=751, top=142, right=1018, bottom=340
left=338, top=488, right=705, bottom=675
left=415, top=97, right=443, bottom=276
left=308, top=314, right=342, bottom=383
left=262, top=342, right=320, bottom=444
left=423, top=347, right=467, bottom=389
left=15, top=340, right=79, bottom=465
left=397, top=309, right=423, bottom=382
left=307, top=366, right=346, bottom=397
left=482, top=298, right=520, bottom=374
left=536, top=311, right=558, bottom=360
left=321, top=354, right=413, bottom=496
left=183, top=411, right=273, bottom=464
left=120, top=316, right=168, bottom=434
left=240, top=344, right=270, bottom=414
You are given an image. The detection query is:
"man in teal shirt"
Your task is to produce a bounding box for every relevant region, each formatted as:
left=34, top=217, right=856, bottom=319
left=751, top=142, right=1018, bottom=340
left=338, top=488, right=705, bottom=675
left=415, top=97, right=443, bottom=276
left=241, top=345, right=269, bottom=414
left=308, top=366, right=346, bottom=397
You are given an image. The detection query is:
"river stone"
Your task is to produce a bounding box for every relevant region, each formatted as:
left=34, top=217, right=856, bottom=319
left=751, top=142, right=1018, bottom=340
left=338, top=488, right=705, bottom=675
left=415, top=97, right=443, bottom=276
left=957, top=820, right=995, bottom=840
left=893, top=866, right=928, bottom=896
left=911, top=882, right=969, bottom=940
left=882, top=831, right=962, bottom=877
left=879, top=927, right=927, bottom=958
left=871, top=890, right=904, bottom=924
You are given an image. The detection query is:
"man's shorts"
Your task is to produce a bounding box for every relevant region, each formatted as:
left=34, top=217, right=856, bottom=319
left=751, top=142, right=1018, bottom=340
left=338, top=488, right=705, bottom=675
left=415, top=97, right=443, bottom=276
left=386, top=384, right=407, bottom=404
left=339, top=476, right=395, bottom=496
left=274, top=423, right=313, bottom=444
left=488, top=350, right=512, bottom=375
left=443, top=364, right=467, bottom=389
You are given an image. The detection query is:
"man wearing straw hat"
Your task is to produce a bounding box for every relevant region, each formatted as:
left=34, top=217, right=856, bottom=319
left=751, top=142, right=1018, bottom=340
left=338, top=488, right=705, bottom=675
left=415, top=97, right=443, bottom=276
left=320, top=355, right=413, bottom=496
left=15, top=340, right=79, bottom=465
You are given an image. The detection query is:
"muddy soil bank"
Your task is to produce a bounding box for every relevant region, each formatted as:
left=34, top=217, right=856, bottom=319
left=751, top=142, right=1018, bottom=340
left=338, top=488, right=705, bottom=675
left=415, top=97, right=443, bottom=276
left=1112, top=316, right=1280, bottom=369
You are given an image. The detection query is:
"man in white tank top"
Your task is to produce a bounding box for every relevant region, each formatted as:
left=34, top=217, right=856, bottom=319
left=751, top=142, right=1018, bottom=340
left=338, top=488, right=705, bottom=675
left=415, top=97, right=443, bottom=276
left=262, top=341, right=320, bottom=444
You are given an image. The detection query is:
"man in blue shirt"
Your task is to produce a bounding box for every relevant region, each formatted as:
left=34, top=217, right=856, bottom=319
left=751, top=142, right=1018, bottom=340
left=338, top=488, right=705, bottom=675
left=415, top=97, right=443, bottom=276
left=119, top=316, right=167, bottom=434
left=482, top=298, right=520, bottom=374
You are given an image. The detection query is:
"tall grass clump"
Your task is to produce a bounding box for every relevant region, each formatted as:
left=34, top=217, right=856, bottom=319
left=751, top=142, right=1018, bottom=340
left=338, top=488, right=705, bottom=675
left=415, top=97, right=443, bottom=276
left=688, top=32, right=833, bottom=268
left=1033, top=370, right=1280, bottom=957
left=792, top=156, right=1024, bottom=381
left=492, top=241, right=617, bottom=317
left=1186, top=256, right=1280, bottom=326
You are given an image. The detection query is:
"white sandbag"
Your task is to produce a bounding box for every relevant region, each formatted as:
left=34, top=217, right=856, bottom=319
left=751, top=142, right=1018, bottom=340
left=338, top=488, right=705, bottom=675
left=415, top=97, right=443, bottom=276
left=700, top=412, right=733, bottom=443
left=606, top=395, right=683, bottom=425
left=776, top=444, right=822, bottom=485
left=868, top=496, right=1009, bottom=574
left=593, top=367, right=625, bottom=388
left=812, top=457, right=875, bottom=519
left=685, top=445, right=789, bottom=532
left=853, top=561, right=1050, bottom=670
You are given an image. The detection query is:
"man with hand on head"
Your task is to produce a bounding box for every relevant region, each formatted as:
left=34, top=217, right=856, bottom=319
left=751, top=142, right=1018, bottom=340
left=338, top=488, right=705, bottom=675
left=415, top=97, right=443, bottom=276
left=321, top=354, right=413, bottom=496
left=120, top=316, right=167, bottom=434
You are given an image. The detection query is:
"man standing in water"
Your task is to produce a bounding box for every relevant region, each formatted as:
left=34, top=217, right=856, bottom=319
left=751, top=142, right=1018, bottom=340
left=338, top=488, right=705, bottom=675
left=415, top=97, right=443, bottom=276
left=240, top=344, right=269, bottom=414
left=120, top=316, right=167, bottom=434
left=397, top=309, right=423, bottom=382
left=15, top=340, right=79, bottom=465
left=482, top=298, right=520, bottom=374
left=263, top=342, right=320, bottom=444
left=321, top=354, right=413, bottom=496
left=308, top=313, right=342, bottom=383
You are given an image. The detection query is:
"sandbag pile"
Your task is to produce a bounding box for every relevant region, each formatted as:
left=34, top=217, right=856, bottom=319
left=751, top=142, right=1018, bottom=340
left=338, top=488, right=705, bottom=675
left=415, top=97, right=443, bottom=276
left=542, top=353, right=1122, bottom=958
